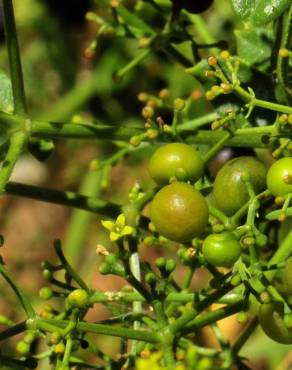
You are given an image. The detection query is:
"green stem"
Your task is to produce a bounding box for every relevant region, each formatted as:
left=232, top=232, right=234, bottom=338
left=208, top=204, right=232, bottom=228
left=54, top=240, right=90, bottom=293
left=0, top=321, right=26, bottom=341
left=178, top=112, right=219, bottom=130
left=181, top=268, right=194, bottom=290
left=0, top=355, right=32, bottom=369
left=5, top=181, right=121, bottom=218
left=0, top=112, right=285, bottom=148
left=2, top=0, right=27, bottom=115
left=89, top=290, right=242, bottom=304
left=203, top=131, right=231, bottom=163
left=37, top=318, right=160, bottom=344
left=276, top=6, right=292, bottom=99
left=231, top=190, right=270, bottom=226
left=129, top=241, right=143, bottom=355
left=169, top=283, right=233, bottom=334
left=265, top=228, right=292, bottom=281
left=234, top=85, right=292, bottom=114
left=115, top=49, right=151, bottom=80
left=0, top=131, right=27, bottom=194
left=63, top=336, right=73, bottom=366
left=186, top=14, right=218, bottom=55
left=181, top=300, right=244, bottom=335
left=266, top=206, right=292, bottom=220
left=231, top=317, right=258, bottom=355
left=0, top=263, right=35, bottom=318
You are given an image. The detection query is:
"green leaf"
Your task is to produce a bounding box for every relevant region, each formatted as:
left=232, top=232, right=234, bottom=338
left=0, top=71, right=14, bottom=114
left=235, top=28, right=272, bottom=67
left=231, top=0, right=291, bottom=25
left=232, top=0, right=253, bottom=20
left=251, top=0, right=291, bottom=25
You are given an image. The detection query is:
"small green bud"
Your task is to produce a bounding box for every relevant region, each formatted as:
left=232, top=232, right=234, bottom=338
left=99, top=262, right=111, bottom=275
left=255, top=233, right=268, bottom=247
left=130, top=135, right=142, bottom=147
left=43, top=269, right=53, bottom=281
left=174, top=98, right=185, bottom=111
left=165, top=259, right=176, bottom=274
left=105, top=253, right=119, bottom=265
left=236, top=311, right=248, bottom=324
left=24, top=331, right=37, bottom=344
left=39, top=287, right=53, bottom=300
left=67, top=289, right=89, bottom=309
left=16, top=340, right=30, bottom=355
left=145, top=272, right=157, bottom=286
left=155, top=257, right=166, bottom=270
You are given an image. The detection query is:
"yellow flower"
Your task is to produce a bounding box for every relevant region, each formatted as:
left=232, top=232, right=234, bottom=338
left=101, top=214, right=135, bottom=241
left=136, top=352, right=165, bottom=370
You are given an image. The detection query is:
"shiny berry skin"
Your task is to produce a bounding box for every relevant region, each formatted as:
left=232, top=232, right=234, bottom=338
left=149, top=143, right=204, bottom=185
left=213, top=156, right=267, bottom=216
left=202, top=232, right=241, bottom=267
left=259, top=302, right=292, bottom=344
left=150, top=182, right=208, bottom=243
left=266, top=157, right=292, bottom=196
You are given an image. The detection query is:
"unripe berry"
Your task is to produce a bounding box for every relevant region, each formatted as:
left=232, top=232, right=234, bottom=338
left=39, top=287, right=53, bottom=300
left=67, top=289, right=89, bottom=309
left=16, top=340, right=30, bottom=355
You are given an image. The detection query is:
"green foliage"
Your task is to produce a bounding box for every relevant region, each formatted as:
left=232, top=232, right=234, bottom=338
left=232, top=0, right=291, bottom=25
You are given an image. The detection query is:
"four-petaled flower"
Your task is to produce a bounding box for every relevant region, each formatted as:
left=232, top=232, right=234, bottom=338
left=101, top=214, right=135, bottom=242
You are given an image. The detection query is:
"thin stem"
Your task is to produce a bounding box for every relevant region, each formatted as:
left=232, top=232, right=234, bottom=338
left=232, top=317, right=258, bottom=355
left=186, top=14, right=218, bottom=55
left=5, top=181, right=121, bottom=218
left=0, top=131, right=27, bottom=194
left=54, top=240, right=90, bottom=292
left=203, top=131, right=231, bottom=163
left=0, top=112, right=284, bottom=148
left=2, top=0, right=27, bottom=115
left=37, top=318, right=160, bottom=344
left=115, top=49, right=151, bottom=80
left=89, top=290, right=242, bottom=304
left=129, top=241, right=143, bottom=355
left=181, top=268, right=194, bottom=290
left=234, top=85, right=292, bottom=114
left=178, top=112, right=219, bottom=130
left=231, top=190, right=271, bottom=225
left=63, top=336, right=73, bottom=366
left=265, top=228, right=292, bottom=281
left=0, top=263, right=35, bottom=318
left=181, top=300, right=244, bottom=335
left=169, top=283, right=233, bottom=334
left=0, top=321, right=26, bottom=341
left=208, top=204, right=232, bottom=228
